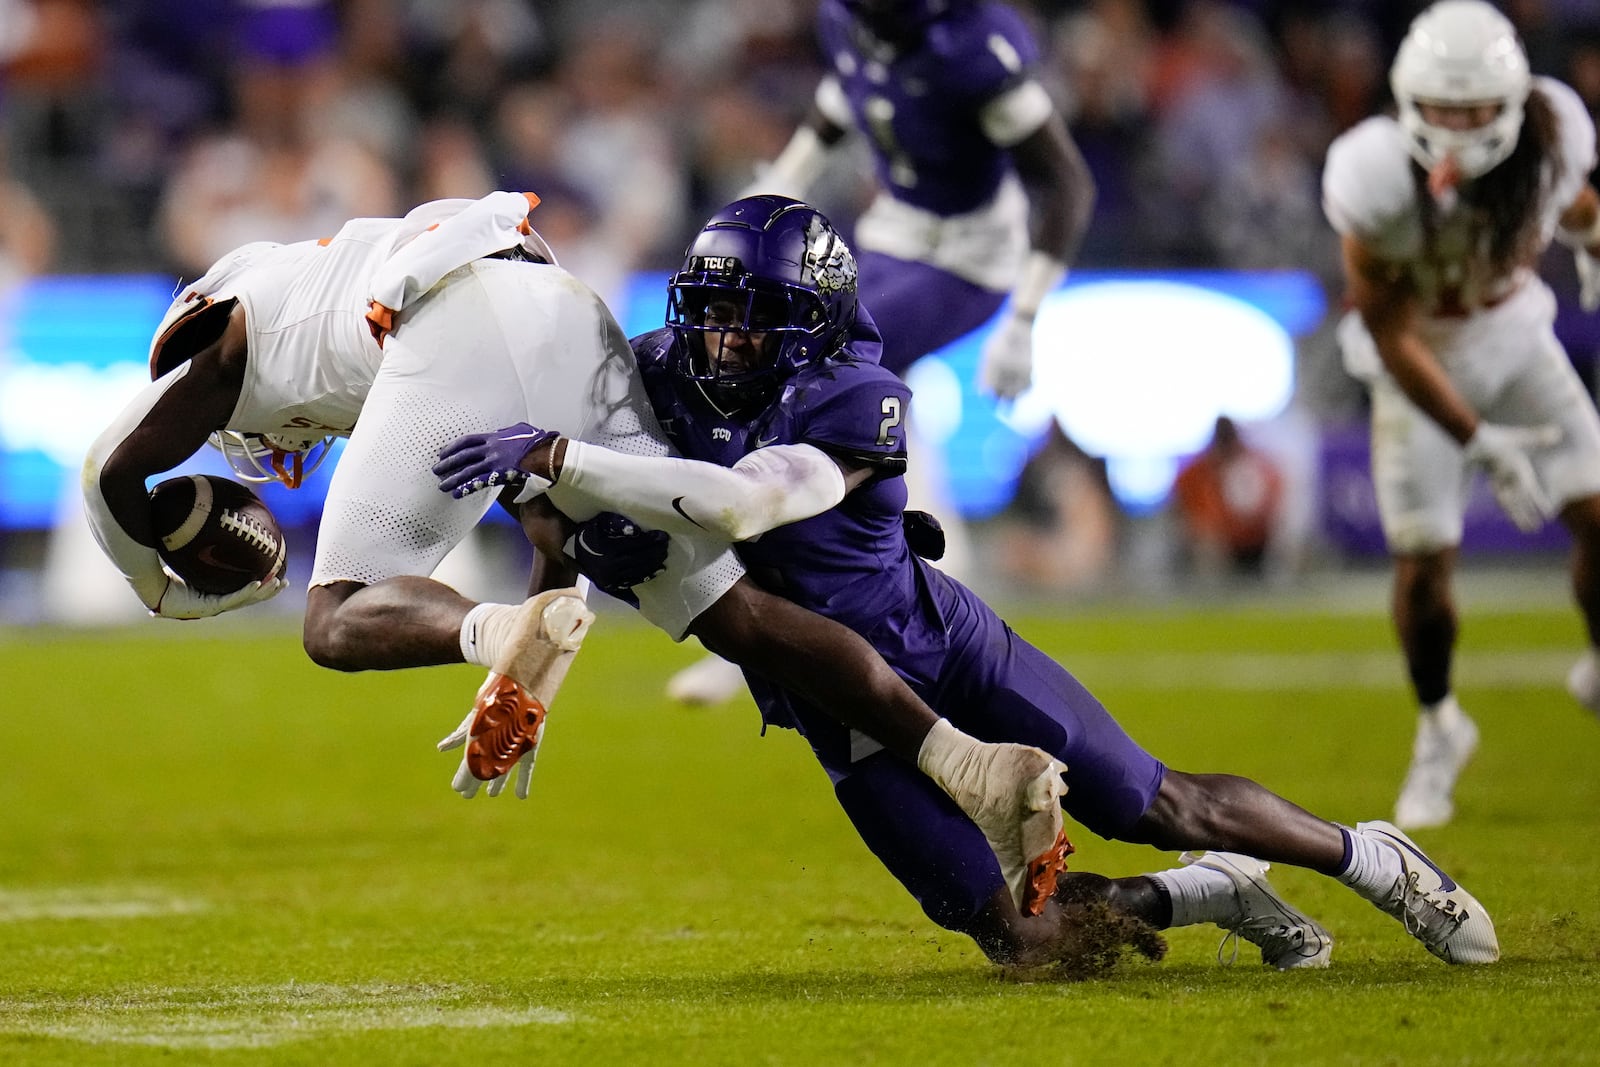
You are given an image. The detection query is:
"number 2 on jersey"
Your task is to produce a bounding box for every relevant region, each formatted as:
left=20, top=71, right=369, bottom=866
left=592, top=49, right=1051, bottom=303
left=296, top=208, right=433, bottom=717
left=877, top=396, right=903, bottom=447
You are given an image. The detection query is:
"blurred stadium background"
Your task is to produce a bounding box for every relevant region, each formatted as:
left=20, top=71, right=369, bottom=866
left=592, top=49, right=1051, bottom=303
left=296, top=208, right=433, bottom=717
left=3, top=0, right=1600, bottom=625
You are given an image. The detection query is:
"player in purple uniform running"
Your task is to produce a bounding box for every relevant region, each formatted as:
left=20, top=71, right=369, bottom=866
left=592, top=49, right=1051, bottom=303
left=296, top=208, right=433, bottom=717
left=437, top=196, right=1501, bottom=971
left=669, top=0, right=1096, bottom=704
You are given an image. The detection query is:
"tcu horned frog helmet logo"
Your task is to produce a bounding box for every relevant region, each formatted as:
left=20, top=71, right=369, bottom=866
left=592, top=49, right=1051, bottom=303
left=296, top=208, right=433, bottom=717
left=804, top=216, right=857, bottom=298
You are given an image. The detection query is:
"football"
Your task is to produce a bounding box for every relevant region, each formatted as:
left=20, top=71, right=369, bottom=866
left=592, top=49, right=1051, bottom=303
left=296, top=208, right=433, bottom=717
left=148, top=474, right=286, bottom=595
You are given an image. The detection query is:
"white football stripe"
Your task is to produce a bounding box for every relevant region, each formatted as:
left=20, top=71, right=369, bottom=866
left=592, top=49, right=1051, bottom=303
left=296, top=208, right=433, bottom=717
left=1051, top=648, right=1575, bottom=691
left=161, top=474, right=213, bottom=551
left=0, top=983, right=573, bottom=1049
left=0, top=887, right=207, bottom=922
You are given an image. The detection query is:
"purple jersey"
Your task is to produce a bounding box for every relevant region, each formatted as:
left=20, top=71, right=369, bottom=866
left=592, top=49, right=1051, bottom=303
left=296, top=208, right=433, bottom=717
left=629, top=314, right=1163, bottom=927
left=816, top=0, right=1041, bottom=215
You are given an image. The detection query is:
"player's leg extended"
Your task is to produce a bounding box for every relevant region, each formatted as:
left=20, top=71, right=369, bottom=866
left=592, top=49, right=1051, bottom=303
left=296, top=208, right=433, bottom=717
left=1563, top=493, right=1600, bottom=712
left=302, top=271, right=511, bottom=669
left=1128, top=769, right=1497, bottom=964
left=1371, top=376, right=1477, bottom=829
left=959, top=620, right=1328, bottom=968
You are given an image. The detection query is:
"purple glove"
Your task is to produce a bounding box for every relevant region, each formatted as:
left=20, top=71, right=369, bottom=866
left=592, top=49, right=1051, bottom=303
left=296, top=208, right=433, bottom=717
left=434, top=423, right=559, bottom=500
left=565, top=512, right=670, bottom=607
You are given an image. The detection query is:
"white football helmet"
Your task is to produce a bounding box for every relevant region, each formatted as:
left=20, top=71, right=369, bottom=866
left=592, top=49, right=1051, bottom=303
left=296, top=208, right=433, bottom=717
left=1389, top=0, right=1531, bottom=179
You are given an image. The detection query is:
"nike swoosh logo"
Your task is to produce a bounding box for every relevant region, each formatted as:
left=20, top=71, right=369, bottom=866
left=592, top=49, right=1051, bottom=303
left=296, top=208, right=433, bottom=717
left=671, top=497, right=706, bottom=530
left=196, top=545, right=259, bottom=574
left=1387, top=833, right=1458, bottom=891
left=754, top=434, right=780, bottom=448
left=576, top=529, right=604, bottom=557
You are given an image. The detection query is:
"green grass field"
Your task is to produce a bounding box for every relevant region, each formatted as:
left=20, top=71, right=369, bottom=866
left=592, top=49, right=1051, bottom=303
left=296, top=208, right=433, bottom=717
left=3, top=584, right=1598, bottom=1065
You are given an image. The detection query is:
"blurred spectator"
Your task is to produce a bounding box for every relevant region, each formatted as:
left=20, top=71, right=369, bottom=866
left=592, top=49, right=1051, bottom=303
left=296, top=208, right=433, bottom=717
left=1050, top=0, right=1162, bottom=265
left=1145, top=2, right=1291, bottom=264
left=551, top=21, right=688, bottom=271
left=153, top=1, right=399, bottom=274
left=987, top=422, right=1120, bottom=594
left=1171, top=415, right=1284, bottom=577
left=0, top=147, right=56, bottom=290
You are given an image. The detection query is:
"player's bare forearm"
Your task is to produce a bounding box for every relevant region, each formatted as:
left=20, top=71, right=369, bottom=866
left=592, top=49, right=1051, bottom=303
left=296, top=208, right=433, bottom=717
left=506, top=494, right=579, bottom=594
left=1343, top=235, right=1478, bottom=443
left=688, top=579, right=936, bottom=762
left=1011, top=118, right=1095, bottom=263
left=95, top=349, right=245, bottom=545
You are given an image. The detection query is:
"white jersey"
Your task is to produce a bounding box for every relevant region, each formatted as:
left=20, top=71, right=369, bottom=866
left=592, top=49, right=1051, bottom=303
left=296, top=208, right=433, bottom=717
left=1323, top=76, right=1597, bottom=318
left=86, top=192, right=745, bottom=637
left=146, top=192, right=555, bottom=447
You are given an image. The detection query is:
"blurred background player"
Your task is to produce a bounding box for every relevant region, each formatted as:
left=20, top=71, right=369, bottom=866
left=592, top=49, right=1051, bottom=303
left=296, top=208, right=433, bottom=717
left=441, top=196, right=1501, bottom=971
left=1323, top=0, right=1600, bottom=829
left=665, top=0, right=1096, bottom=705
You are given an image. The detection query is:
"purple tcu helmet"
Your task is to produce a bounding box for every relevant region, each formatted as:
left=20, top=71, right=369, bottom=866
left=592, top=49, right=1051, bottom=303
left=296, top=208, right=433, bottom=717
left=668, top=195, right=858, bottom=407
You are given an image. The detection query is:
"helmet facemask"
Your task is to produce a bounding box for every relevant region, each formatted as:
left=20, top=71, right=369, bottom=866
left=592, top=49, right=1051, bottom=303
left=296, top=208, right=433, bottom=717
left=209, top=430, right=337, bottom=489
left=669, top=284, right=804, bottom=415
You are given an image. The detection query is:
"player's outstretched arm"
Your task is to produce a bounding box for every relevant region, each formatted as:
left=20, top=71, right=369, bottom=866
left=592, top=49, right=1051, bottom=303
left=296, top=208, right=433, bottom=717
left=435, top=425, right=852, bottom=542
left=82, top=307, right=283, bottom=616
left=976, top=90, right=1094, bottom=399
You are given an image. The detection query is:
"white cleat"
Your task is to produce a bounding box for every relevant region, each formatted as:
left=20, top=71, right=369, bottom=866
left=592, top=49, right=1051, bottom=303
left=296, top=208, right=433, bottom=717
left=1394, top=702, right=1478, bottom=830
left=1355, top=820, right=1499, bottom=964
left=666, top=653, right=747, bottom=706
left=1185, top=852, right=1332, bottom=970
left=1565, top=648, right=1600, bottom=716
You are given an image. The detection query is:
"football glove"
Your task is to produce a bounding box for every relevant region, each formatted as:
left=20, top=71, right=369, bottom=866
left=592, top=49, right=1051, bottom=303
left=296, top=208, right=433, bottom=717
left=564, top=511, right=670, bottom=607
left=1576, top=246, right=1600, bottom=313
left=902, top=510, right=946, bottom=561
left=979, top=314, right=1035, bottom=400
left=149, top=571, right=287, bottom=620
left=1463, top=421, right=1562, bottom=532
left=434, top=423, right=559, bottom=502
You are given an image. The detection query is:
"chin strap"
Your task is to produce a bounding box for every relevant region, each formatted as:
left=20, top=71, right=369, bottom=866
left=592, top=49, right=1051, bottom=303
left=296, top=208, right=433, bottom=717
left=269, top=446, right=306, bottom=489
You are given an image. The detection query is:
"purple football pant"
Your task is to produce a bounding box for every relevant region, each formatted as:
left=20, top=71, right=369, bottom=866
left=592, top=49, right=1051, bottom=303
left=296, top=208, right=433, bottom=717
left=824, top=573, right=1166, bottom=930
left=855, top=250, right=1007, bottom=377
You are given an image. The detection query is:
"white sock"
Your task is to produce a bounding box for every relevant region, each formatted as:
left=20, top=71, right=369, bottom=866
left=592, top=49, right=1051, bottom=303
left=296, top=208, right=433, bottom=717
left=1334, top=827, right=1404, bottom=903
left=915, top=718, right=981, bottom=793
left=458, top=601, right=520, bottom=668
left=1149, top=864, right=1238, bottom=928
left=1421, top=693, right=1464, bottom=728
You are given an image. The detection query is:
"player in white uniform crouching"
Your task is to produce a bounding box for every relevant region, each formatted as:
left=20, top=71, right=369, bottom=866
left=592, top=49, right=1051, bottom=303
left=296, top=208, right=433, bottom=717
left=80, top=192, right=1078, bottom=927
left=1323, top=0, right=1600, bottom=829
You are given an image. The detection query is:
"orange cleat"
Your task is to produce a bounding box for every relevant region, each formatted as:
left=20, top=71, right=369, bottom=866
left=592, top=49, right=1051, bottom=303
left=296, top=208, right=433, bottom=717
left=463, top=672, right=549, bottom=782
left=1023, top=830, right=1074, bottom=916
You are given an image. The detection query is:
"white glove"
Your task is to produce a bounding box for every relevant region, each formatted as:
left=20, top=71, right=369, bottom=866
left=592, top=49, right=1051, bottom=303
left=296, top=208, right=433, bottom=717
left=436, top=707, right=541, bottom=800
left=148, top=571, right=288, bottom=620
left=1576, top=246, right=1600, bottom=313
left=1463, top=421, right=1563, bottom=532
left=978, top=314, right=1035, bottom=400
